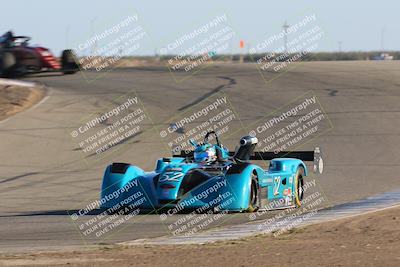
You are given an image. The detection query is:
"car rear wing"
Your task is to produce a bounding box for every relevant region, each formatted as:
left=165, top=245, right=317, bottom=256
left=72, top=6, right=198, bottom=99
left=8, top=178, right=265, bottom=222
left=174, top=147, right=323, bottom=174
left=249, top=148, right=323, bottom=174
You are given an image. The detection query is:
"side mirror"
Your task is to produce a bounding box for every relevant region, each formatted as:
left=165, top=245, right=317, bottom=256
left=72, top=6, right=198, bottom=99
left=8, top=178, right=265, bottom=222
left=313, top=147, right=324, bottom=174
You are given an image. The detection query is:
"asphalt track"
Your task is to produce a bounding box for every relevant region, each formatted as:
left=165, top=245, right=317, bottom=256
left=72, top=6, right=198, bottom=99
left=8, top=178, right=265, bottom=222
left=1, top=61, right=400, bottom=252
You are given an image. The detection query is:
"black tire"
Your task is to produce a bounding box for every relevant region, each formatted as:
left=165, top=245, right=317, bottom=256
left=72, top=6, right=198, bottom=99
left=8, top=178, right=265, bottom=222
left=61, top=49, right=79, bottom=74
left=247, top=174, right=259, bottom=212
left=294, top=166, right=305, bottom=207
left=0, top=52, right=17, bottom=77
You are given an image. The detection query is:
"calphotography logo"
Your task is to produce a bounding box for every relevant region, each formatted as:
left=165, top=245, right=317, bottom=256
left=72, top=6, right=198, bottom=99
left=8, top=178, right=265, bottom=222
left=69, top=91, right=154, bottom=164
left=159, top=180, right=236, bottom=237
left=71, top=11, right=150, bottom=82
left=247, top=91, right=333, bottom=156
left=160, top=13, right=236, bottom=82
left=68, top=179, right=147, bottom=240
left=249, top=12, right=325, bottom=84
left=157, top=92, right=242, bottom=154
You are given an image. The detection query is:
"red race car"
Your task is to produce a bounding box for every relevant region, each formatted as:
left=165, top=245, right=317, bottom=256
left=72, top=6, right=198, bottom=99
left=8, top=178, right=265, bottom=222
left=0, top=31, right=80, bottom=77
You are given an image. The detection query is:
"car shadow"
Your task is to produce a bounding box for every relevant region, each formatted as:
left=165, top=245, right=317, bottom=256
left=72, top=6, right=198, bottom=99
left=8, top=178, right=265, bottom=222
left=0, top=208, right=160, bottom=218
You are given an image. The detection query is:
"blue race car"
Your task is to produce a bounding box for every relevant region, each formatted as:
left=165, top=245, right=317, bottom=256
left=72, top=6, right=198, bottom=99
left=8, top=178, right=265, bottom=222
left=100, top=131, right=323, bottom=213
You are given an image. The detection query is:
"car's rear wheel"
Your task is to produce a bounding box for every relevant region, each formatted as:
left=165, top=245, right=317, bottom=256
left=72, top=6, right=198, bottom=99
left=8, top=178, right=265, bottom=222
left=247, top=174, right=259, bottom=212
left=294, top=166, right=305, bottom=207
left=0, top=52, right=17, bottom=77
left=61, top=49, right=79, bottom=74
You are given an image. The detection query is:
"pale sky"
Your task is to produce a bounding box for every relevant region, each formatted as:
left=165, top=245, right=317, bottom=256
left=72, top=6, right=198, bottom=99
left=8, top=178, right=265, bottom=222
left=1, top=0, right=399, bottom=55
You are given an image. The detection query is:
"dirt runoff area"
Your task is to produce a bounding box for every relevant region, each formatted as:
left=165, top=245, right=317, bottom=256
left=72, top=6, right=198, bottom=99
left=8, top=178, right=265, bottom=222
left=0, top=84, right=45, bottom=121
left=0, top=206, right=399, bottom=267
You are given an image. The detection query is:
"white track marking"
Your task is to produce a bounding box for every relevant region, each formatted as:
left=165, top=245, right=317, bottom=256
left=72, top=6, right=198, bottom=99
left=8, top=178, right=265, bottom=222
left=0, top=78, right=36, bottom=87
left=121, top=190, right=400, bottom=245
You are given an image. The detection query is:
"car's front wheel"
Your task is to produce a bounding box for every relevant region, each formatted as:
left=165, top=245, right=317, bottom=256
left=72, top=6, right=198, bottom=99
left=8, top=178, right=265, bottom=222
left=61, top=49, right=79, bottom=74
left=0, top=52, right=17, bottom=77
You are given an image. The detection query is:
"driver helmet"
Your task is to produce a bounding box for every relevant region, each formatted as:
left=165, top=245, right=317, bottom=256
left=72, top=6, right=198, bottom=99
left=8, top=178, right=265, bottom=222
left=1, top=31, right=14, bottom=47
left=194, top=143, right=217, bottom=163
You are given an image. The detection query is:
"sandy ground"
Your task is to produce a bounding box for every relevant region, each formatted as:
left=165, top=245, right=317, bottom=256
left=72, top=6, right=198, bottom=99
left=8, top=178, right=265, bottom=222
left=0, top=205, right=398, bottom=267
left=0, top=85, right=45, bottom=121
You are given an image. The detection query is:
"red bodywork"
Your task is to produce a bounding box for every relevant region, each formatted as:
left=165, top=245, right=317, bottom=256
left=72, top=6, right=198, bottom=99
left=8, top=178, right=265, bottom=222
left=2, top=38, right=61, bottom=71
left=33, top=47, right=61, bottom=69
left=1, top=34, right=78, bottom=76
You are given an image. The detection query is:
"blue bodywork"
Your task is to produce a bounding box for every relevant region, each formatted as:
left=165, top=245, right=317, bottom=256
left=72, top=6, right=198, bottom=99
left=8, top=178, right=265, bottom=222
left=100, top=150, right=309, bottom=213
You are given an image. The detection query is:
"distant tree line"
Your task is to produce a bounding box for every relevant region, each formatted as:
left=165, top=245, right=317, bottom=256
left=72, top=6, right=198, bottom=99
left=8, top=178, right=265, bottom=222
left=221, top=51, right=400, bottom=62
left=126, top=51, right=400, bottom=62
